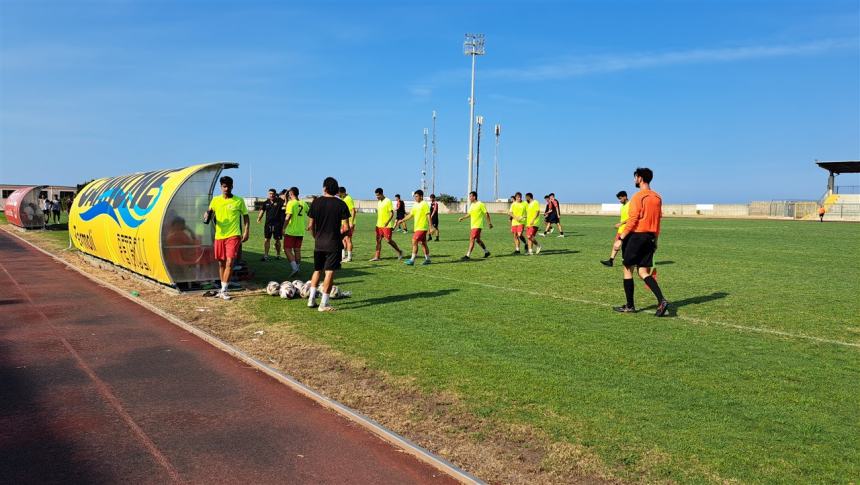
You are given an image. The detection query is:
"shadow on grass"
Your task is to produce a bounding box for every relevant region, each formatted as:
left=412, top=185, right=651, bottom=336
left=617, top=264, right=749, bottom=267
left=642, top=291, right=729, bottom=315
left=493, top=249, right=580, bottom=258
left=244, top=255, right=374, bottom=284
left=655, top=260, right=676, bottom=265
left=338, top=288, right=459, bottom=310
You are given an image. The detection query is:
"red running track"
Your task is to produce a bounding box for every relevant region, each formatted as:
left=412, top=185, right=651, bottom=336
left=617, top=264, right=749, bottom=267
left=0, top=230, right=459, bottom=484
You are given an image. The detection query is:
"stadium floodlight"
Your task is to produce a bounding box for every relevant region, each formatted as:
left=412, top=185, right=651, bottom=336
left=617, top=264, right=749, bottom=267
left=464, top=33, right=485, bottom=204
left=494, top=124, right=501, bottom=201
left=475, top=115, right=484, bottom=195
left=431, top=110, right=437, bottom=195
left=422, top=128, right=429, bottom=193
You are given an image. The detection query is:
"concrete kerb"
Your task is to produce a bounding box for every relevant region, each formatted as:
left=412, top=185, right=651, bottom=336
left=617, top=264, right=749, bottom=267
left=1, top=226, right=483, bottom=485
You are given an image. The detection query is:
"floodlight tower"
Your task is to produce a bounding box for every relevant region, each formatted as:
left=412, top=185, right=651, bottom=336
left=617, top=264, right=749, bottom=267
left=431, top=110, right=437, bottom=195
left=422, top=128, right=429, bottom=193
left=494, top=123, right=501, bottom=201
left=475, top=115, right=484, bottom=195
left=464, top=33, right=485, bottom=203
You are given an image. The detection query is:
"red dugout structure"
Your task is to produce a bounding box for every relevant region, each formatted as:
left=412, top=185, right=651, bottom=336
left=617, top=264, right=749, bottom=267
left=4, top=186, right=47, bottom=229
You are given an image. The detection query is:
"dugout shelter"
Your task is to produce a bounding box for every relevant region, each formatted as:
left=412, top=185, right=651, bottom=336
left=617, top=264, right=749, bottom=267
left=69, top=162, right=238, bottom=289
left=4, top=186, right=48, bottom=229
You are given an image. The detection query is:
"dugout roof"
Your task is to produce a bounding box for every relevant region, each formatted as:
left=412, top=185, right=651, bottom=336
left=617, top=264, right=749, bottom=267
left=816, top=161, right=860, bottom=174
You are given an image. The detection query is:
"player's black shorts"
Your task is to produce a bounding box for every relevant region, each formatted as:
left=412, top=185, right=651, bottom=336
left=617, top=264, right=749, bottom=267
left=314, top=250, right=341, bottom=271
left=546, top=213, right=560, bottom=224
left=431, top=215, right=439, bottom=228
left=264, top=222, right=284, bottom=240
left=622, top=232, right=657, bottom=268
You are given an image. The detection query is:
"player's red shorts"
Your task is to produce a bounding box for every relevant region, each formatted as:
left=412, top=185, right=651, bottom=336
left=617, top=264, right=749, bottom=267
left=526, top=226, right=538, bottom=238
left=375, top=227, right=392, bottom=240
left=412, top=230, right=427, bottom=242
left=214, top=236, right=241, bottom=261
left=470, top=228, right=482, bottom=239
left=283, top=235, right=303, bottom=249
left=511, top=225, right=524, bottom=235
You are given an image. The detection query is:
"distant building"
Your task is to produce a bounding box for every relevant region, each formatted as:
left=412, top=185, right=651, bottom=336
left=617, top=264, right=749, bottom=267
left=0, top=184, right=77, bottom=211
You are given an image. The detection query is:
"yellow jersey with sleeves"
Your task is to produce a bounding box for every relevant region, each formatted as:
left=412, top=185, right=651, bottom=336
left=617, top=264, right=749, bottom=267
left=411, top=200, right=430, bottom=231
left=285, top=199, right=309, bottom=237
left=342, top=194, right=355, bottom=223
left=469, top=201, right=487, bottom=229
left=526, top=200, right=541, bottom=227
left=510, top=201, right=526, bottom=227
left=376, top=197, right=394, bottom=228
left=208, top=195, right=248, bottom=240
left=617, top=202, right=630, bottom=235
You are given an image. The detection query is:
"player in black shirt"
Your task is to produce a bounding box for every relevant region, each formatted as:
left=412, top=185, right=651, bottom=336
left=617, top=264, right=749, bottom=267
left=307, top=177, right=351, bottom=312
left=256, top=188, right=285, bottom=261
left=394, top=194, right=408, bottom=233
left=429, top=193, right=440, bottom=241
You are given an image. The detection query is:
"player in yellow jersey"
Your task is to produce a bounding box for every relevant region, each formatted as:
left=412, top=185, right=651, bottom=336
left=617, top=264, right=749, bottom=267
left=205, top=176, right=249, bottom=300
left=397, top=190, right=432, bottom=265
left=457, top=191, right=493, bottom=260
left=337, top=186, right=356, bottom=262
left=284, top=186, right=309, bottom=277
left=370, top=187, right=403, bottom=262
left=508, top=192, right=528, bottom=254
left=602, top=190, right=629, bottom=267
left=524, top=193, right=542, bottom=255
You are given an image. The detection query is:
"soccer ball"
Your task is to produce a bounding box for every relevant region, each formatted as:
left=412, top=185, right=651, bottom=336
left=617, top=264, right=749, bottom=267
left=330, top=285, right=340, bottom=298
left=291, top=280, right=304, bottom=291
left=265, top=281, right=280, bottom=296
left=300, top=281, right=313, bottom=299
left=279, top=282, right=296, bottom=299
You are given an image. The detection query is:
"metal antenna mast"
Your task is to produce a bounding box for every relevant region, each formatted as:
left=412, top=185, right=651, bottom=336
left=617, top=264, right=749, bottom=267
left=475, top=115, right=484, bottom=196
left=431, top=110, right=437, bottom=195
left=494, top=124, right=501, bottom=201
left=464, top=33, right=485, bottom=204
left=422, top=128, right=428, bottom=193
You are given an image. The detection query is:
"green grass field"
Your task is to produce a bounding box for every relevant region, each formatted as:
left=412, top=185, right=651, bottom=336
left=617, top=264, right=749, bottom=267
left=242, top=213, right=859, bottom=483
left=5, top=210, right=857, bottom=482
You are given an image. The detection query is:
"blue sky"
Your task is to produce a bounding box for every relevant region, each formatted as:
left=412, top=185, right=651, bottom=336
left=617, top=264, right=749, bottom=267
left=1, top=0, right=858, bottom=203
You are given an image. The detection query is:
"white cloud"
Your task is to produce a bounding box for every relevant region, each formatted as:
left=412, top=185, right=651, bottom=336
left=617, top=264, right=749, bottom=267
left=484, top=38, right=858, bottom=81
left=410, top=85, right=433, bottom=97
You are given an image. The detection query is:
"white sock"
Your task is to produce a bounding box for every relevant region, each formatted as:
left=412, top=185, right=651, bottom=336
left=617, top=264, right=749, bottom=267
left=342, top=250, right=346, bottom=258
left=411, top=252, right=416, bottom=261
left=424, top=253, right=430, bottom=260
left=308, top=287, right=317, bottom=306
left=321, top=293, right=330, bottom=307
left=347, top=251, right=351, bottom=259
left=466, top=250, right=472, bottom=257
left=221, top=282, right=228, bottom=292
left=290, top=261, right=298, bottom=271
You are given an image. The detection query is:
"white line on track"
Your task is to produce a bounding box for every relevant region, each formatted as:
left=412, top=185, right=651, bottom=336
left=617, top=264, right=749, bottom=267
left=378, top=266, right=860, bottom=349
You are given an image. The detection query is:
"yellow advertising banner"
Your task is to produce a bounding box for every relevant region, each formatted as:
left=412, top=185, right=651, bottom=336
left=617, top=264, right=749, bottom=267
left=69, top=163, right=231, bottom=285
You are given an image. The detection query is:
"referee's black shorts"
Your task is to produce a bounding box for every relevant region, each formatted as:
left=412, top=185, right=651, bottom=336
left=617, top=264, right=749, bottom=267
left=264, top=222, right=284, bottom=240
left=314, top=250, right=342, bottom=271
left=622, top=232, right=657, bottom=268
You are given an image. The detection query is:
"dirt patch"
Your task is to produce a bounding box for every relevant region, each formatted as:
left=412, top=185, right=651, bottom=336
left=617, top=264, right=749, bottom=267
left=8, top=228, right=620, bottom=484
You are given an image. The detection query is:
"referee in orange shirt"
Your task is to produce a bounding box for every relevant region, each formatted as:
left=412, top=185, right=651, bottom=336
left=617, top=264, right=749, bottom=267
left=614, top=167, right=670, bottom=316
